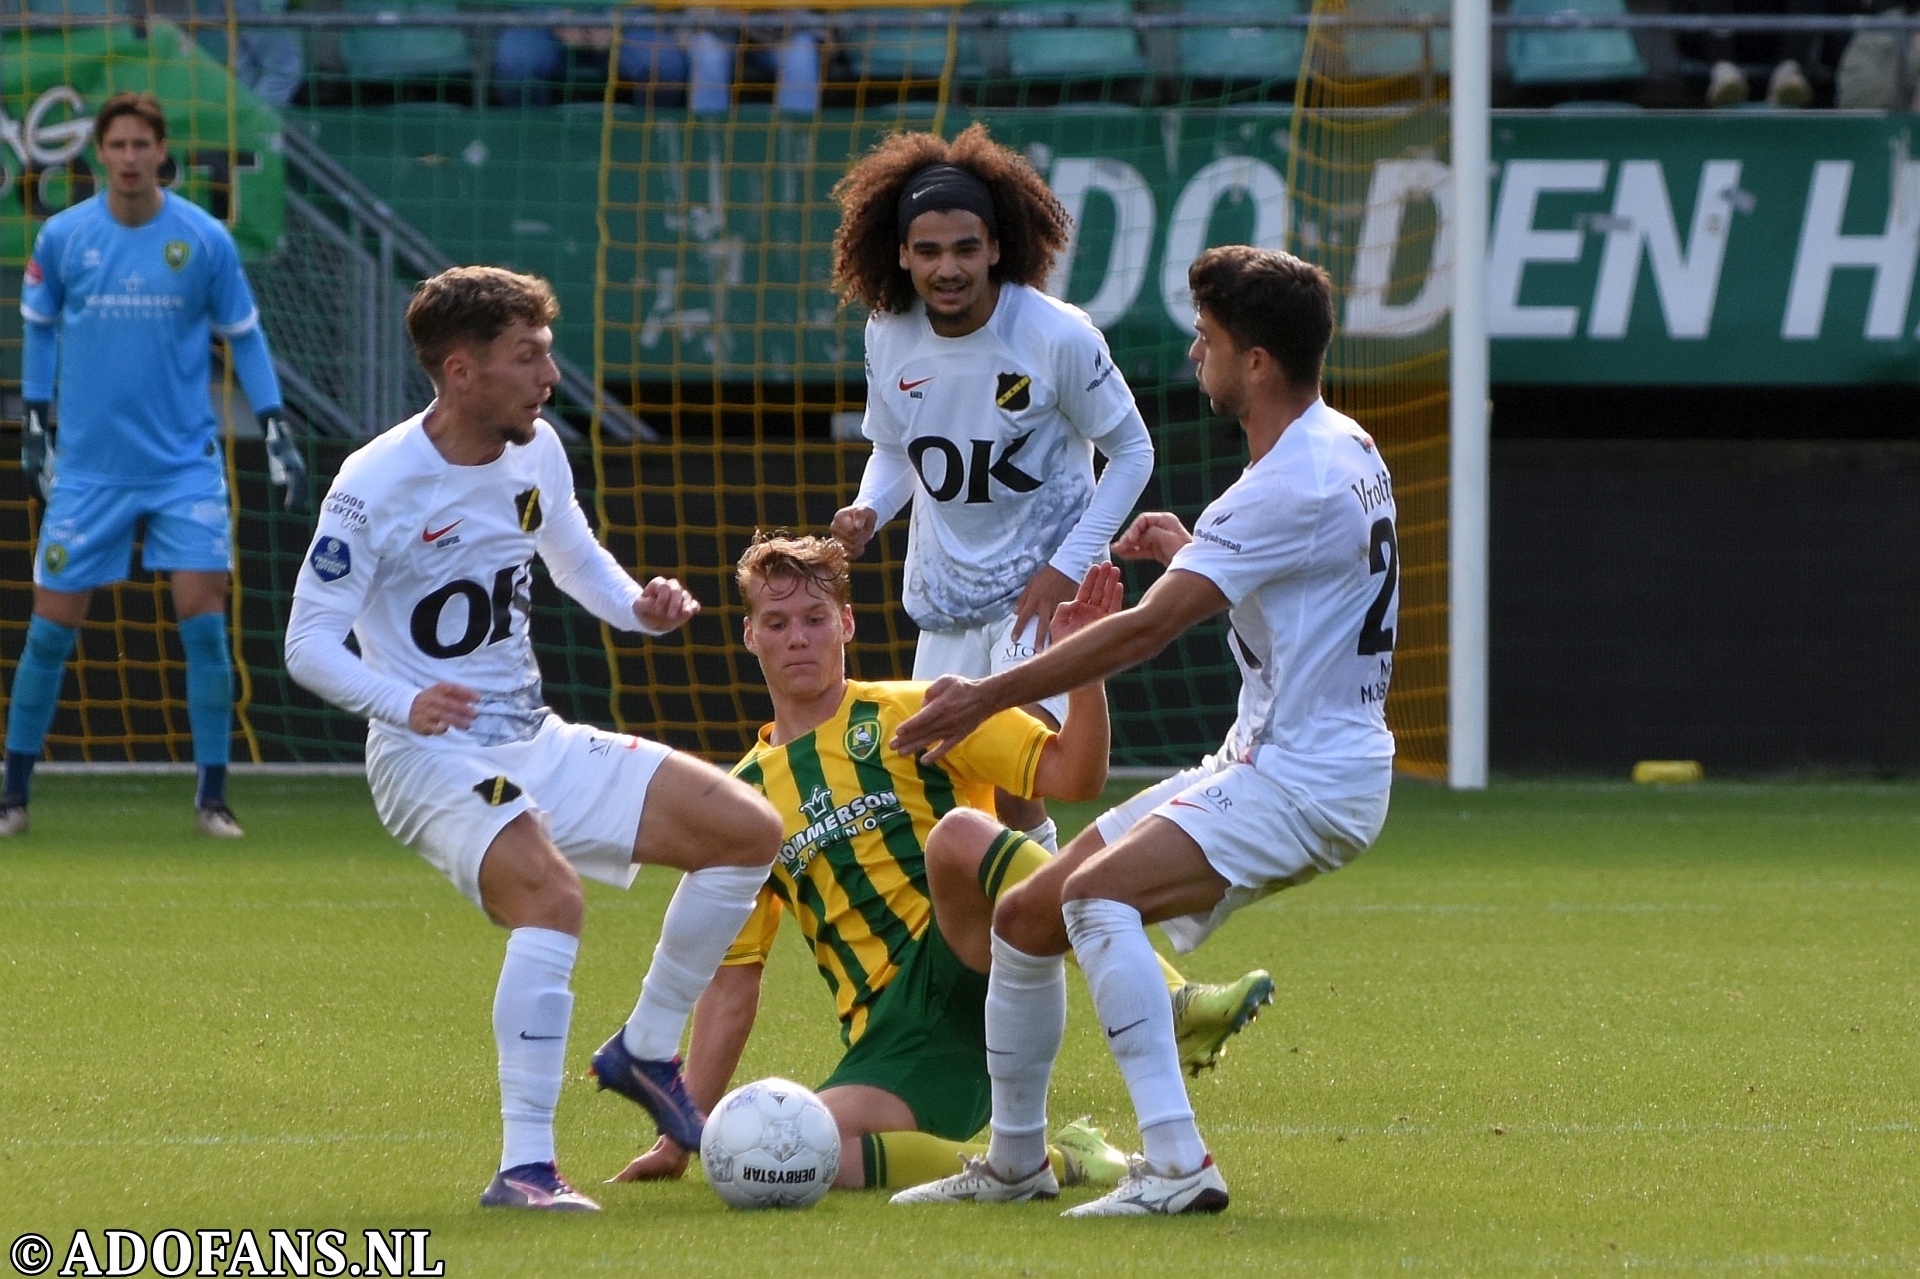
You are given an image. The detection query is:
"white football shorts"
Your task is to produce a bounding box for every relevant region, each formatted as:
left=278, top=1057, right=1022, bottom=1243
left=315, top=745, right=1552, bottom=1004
left=366, top=715, right=673, bottom=910
left=1093, top=753, right=1390, bottom=953
left=913, top=612, right=1070, bottom=728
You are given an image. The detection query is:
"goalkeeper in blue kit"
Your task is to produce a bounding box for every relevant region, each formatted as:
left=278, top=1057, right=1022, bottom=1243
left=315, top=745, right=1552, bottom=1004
left=2, top=91, right=304, bottom=838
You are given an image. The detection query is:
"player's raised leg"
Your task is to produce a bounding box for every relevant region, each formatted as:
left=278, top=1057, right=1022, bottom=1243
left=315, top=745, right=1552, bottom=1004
left=592, top=753, right=780, bottom=1149
left=1, top=589, right=88, bottom=835
left=474, top=813, right=600, bottom=1212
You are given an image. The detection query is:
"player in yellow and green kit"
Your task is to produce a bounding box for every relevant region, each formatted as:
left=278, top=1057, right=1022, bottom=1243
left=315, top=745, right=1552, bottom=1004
left=607, top=533, right=1270, bottom=1194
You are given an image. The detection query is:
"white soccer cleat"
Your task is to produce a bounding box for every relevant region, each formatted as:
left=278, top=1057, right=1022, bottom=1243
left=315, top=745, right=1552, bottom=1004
left=0, top=804, right=25, bottom=837
left=889, top=1154, right=1059, bottom=1204
left=195, top=804, right=245, bottom=838
left=1060, top=1153, right=1229, bottom=1217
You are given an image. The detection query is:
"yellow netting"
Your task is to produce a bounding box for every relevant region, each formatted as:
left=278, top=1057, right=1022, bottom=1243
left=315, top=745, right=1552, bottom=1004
left=0, top=3, right=257, bottom=762
left=1287, top=0, right=1450, bottom=778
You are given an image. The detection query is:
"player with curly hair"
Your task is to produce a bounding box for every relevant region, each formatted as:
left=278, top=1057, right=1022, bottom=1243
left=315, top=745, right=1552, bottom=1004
left=827, top=123, right=1156, bottom=859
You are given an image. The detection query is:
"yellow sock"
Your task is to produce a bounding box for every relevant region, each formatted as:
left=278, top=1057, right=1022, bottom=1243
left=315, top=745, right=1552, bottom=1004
left=977, top=828, right=1050, bottom=901
left=860, top=1131, right=1066, bottom=1189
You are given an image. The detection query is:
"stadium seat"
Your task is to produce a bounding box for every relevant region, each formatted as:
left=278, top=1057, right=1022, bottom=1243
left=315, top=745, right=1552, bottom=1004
left=22, top=0, right=121, bottom=13
left=846, top=8, right=985, bottom=81
left=989, top=1, right=1148, bottom=79
left=1340, top=0, right=1451, bottom=81
left=1175, top=0, right=1305, bottom=82
left=1505, top=0, right=1645, bottom=85
left=338, top=0, right=472, bottom=83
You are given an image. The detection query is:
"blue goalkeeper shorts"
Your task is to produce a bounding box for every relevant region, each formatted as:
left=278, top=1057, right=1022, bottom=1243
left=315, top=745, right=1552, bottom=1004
left=34, top=459, right=234, bottom=592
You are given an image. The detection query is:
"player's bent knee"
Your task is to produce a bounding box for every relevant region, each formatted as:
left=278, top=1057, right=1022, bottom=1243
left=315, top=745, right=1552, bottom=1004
left=714, top=785, right=782, bottom=866
left=924, top=808, right=1000, bottom=874
left=991, top=874, right=1064, bottom=953
left=477, top=817, right=585, bottom=933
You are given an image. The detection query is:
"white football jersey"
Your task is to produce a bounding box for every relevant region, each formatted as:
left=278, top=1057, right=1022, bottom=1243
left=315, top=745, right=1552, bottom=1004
left=861, top=283, right=1140, bottom=631
left=291, top=411, right=639, bottom=748
left=1169, top=399, right=1399, bottom=798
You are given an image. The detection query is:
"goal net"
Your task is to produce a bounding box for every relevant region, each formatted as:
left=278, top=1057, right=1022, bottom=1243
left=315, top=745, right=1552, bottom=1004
left=0, top=2, right=1449, bottom=774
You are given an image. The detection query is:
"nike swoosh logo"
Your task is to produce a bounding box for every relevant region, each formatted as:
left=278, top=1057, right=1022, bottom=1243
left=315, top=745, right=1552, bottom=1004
left=1167, top=798, right=1208, bottom=811
left=423, top=520, right=462, bottom=542
left=898, top=376, right=934, bottom=391
left=518, top=1031, right=564, bottom=1041
left=1105, top=1018, right=1147, bottom=1039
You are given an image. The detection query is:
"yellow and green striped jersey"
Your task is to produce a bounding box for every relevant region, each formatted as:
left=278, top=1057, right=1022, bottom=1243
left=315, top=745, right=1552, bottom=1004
left=725, top=679, right=1052, bottom=1044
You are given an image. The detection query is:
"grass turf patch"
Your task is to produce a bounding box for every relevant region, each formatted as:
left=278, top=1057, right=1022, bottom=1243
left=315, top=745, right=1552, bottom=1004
left=1, top=775, right=1915, bottom=1273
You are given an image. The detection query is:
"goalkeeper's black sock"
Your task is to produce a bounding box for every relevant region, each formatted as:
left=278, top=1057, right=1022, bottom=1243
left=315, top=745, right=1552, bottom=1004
left=196, top=764, right=228, bottom=808
left=3, top=750, right=35, bottom=806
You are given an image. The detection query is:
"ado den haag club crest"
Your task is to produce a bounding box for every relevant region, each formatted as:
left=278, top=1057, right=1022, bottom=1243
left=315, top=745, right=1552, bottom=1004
left=844, top=720, right=879, bottom=761
left=164, top=239, right=190, bottom=270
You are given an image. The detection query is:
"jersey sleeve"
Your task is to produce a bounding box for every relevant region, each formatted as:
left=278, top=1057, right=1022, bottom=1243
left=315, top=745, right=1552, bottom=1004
left=1169, top=475, right=1319, bottom=607
left=206, top=223, right=262, bottom=338
left=1051, top=313, right=1136, bottom=441
left=721, top=886, right=783, bottom=967
left=858, top=319, right=905, bottom=447
left=20, top=222, right=66, bottom=325
left=940, top=705, right=1054, bottom=800
left=532, top=430, right=648, bottom=630
left=285, top=465, right=421, bottom=725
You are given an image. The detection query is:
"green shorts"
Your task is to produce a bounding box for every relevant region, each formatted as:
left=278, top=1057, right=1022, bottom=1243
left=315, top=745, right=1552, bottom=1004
left=817, top=909, right=990, bottom=1141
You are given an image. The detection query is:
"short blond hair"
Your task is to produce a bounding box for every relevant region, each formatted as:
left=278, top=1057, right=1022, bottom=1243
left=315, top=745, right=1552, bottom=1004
left=736, top=530, right=851, bottom=609
left=405, top=266, right=559, bottom=381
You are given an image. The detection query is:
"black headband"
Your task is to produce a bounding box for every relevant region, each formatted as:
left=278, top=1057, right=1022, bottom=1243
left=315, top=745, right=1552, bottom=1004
left=896, top=164, right=999, bottom=242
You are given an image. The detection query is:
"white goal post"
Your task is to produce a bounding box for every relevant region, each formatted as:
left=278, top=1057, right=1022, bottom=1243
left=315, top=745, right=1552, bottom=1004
left=1450, top=0, right=1491, bottom=790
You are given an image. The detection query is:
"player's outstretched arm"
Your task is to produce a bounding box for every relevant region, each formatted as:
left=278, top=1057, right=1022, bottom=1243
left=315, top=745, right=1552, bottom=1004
left=1030, top=563, right=1123, bottom=801
left=632, top=576, right=699, bottom=633
left=829, top=504, right=878, bottom=558
left=833, top=436, right=915, bottom=558
left=1112, top=511, right=1193, bottom=566
left=894, top=567, right=1229, bottom=763
left=610, top=962, right=763, bottom=1182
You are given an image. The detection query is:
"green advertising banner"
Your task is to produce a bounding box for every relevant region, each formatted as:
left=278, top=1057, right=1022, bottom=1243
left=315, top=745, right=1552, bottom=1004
left=295, top=105, right=1920, bottom=385
left=1, top=23, right=284, bottom=263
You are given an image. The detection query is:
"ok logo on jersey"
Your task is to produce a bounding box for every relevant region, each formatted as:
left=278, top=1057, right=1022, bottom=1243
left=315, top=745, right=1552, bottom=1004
left=410, top=562, right=531, bottom=659
left=907, top=432, right=1042, bottom=504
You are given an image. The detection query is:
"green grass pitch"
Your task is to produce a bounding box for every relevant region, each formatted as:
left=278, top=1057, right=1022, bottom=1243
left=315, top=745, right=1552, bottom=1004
left=3, top=775, right=1916, bottom=1274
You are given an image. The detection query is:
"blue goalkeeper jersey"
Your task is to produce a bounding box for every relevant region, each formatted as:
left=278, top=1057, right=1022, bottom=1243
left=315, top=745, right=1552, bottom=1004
left=21, top=191, right=266, bottom=484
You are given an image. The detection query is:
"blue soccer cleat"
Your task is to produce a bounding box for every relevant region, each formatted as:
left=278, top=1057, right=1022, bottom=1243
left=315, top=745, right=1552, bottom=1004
left=590, top=1030, right=706, bottom=1150
left=479, top=1161, right=600, bottom=1212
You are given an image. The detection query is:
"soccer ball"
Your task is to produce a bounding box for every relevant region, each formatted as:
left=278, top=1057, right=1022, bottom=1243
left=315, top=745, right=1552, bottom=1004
left=700, top=1077, right=840, bottom=1209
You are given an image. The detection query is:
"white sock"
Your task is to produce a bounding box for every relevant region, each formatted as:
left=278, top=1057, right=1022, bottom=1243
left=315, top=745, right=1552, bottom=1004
left=624, top=862, right=769, bottom=1061
left=1023, top=818, right=1058, bottom=854
left=494, top=927, right=579, bottom=1172
left=983, top=930, right=1066, bottom=1180
left=1061, top=897, right=1205, bottom=1177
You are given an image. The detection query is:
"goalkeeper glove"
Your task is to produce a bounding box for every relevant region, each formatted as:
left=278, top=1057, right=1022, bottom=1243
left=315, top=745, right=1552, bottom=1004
left=21, top=401, right=52, bottom=501
left=260, top=410, right=310, bottom=513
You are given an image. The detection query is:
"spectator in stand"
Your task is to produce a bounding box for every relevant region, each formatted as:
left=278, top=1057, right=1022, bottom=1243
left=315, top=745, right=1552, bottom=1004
left=1684, top=0, right=1844, bottom=107
left=493, top=15, right=689, bottom=108
left=1834, top=0, right=1915, bottom=108
left=161, top=0, right=305, bottom=108
left=493, top=6, right=820, bottom=113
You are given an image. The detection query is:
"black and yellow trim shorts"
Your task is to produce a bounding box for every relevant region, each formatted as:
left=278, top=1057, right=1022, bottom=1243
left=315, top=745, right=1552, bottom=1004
left=817, top=905, right=991, bottom=1141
